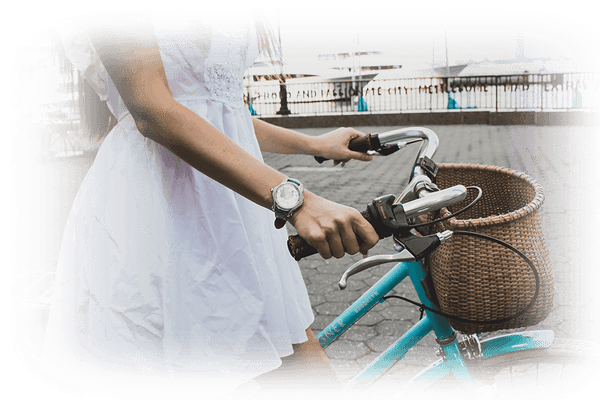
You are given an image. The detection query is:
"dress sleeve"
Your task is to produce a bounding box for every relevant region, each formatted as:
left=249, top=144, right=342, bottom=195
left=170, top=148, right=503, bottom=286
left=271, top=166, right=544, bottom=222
left=57, top=21, right=109, bottom=102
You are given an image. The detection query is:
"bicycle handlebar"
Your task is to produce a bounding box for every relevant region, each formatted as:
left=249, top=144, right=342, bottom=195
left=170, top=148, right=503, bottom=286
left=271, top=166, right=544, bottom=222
left=286, top=127, right=469, bottom=261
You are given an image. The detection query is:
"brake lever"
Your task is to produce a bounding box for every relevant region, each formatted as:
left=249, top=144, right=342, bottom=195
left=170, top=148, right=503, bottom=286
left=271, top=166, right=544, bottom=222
left=338, top=231, right=453, bottom=290
left=338, top=249, right=416, bottom=290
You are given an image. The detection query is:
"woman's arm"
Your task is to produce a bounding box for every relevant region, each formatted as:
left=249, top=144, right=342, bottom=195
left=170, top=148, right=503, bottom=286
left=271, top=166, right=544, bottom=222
left=87, top=20, right=283, bottom=209
left=86, top=19, right=378, bottom=259
left=252, top=118, right=373, bottom=163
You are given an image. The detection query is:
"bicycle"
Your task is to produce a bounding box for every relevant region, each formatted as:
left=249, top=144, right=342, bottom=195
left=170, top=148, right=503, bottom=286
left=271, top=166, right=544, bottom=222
left=286, top=127, right=598, bottom=397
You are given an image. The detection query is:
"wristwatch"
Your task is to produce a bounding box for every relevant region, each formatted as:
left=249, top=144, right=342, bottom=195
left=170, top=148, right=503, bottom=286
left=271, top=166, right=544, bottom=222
left=271, top=178, right=304, bottom=229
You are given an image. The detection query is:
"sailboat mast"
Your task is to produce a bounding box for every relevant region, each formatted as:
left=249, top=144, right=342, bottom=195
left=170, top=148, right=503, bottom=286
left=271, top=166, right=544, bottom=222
left=445, top=30, right=449, bottom=76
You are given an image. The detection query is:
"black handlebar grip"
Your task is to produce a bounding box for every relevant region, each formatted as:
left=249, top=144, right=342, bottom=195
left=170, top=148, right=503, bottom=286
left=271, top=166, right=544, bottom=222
left=349, top=134, right=379, bottom=153
left=287, top=235, right=318, bottom=261
left=314, top=134, right=380, bottom=164
left=287, top=210, right=374, bottom=261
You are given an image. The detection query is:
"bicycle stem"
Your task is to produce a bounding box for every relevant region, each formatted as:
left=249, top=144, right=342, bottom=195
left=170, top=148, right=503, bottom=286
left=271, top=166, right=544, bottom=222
left=375, top=127, right=439, bottom=180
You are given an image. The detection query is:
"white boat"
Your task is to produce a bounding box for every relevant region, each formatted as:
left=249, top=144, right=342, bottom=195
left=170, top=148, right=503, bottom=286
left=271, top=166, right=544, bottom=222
left=247, top=50, right=402, bottom=83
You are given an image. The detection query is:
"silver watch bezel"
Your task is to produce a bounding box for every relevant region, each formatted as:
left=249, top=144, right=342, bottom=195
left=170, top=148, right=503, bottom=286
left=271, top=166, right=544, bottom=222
left=271, top=178, right=304, bottom=219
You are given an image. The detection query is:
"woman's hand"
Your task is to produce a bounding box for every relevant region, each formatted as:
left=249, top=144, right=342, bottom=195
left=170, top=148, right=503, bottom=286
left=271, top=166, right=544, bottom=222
left=251, top=120, right=373, bottom=166
left=313, top=128, right=373, bottom=166
left=289, top=191, right=379, bottom=259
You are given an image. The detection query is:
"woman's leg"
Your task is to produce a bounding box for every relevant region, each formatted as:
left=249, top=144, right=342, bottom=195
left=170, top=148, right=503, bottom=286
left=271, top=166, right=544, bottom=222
left=254, top=328, right=341, bottom=393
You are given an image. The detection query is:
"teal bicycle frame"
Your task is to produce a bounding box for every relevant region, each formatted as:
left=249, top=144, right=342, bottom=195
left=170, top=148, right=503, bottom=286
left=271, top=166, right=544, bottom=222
left=316, top=259, right=554, bottom=388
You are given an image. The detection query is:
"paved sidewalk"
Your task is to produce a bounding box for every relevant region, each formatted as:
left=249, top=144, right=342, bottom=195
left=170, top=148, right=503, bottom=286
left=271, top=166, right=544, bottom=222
left=28, top=125, right=596, bottom=394
left=261, top=124, right=600, bottom=385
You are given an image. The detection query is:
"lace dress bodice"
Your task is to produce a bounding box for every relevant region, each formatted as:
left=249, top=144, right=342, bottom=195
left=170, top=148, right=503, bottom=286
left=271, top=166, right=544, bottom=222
left=154, top=17, right=258, bottom=108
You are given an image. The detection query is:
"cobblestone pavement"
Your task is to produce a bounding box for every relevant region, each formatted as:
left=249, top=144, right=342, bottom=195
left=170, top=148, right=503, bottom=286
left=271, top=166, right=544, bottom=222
left=25, top=125, right=596, bottom=396
left=261, top=124, right=600, bottom=386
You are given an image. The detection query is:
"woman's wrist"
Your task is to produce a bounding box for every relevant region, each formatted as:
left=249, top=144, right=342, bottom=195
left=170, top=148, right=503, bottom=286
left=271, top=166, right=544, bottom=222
left=279, top=126, right=321, bottom=156
left=288, top=189, right=313, bottom=226
left=304, top=135, right=323, bottom=157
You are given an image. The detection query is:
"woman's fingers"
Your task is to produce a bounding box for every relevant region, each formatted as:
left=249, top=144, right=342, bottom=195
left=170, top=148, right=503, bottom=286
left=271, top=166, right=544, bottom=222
left=290, top=192, right=379, bottom=260
left=326, top=216, right=377, bottom=258
left=348, top=210, right=379, bottom=256
left=300, top=227, right=331, bottom=260
left=338, top=223, right=361, bottom=255
left=314, top=242, right=332, bottom=260
left=332, top=160, right=350, bottom=167
left=313, top=229, right=364, bottom=259
left=310, top=225, right=345, bottom=259
left=316, top=128, right=374, bottom=164
left=347, top=151, right=373, bottom=162
left=356, top=221, right=379, bottom=255
left=328, top=234, right=346, bottom=259
left=342, top=128, right=374, bottom=162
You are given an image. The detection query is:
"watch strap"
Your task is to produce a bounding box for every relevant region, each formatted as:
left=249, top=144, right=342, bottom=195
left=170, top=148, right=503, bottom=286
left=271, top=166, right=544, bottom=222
left=274, top=217, right=287, bottom=229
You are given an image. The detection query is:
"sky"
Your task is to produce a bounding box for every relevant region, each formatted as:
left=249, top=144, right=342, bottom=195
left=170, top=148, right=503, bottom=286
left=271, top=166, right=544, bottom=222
left=265, top=1, right=598, bottom=72
left=281, top=28, right=574, bottom=65
left=5, top=0, right=598, bottom=73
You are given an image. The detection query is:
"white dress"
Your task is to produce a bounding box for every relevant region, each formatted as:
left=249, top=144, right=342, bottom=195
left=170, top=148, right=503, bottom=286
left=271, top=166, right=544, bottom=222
left=41, top=14, right=314, bottom=399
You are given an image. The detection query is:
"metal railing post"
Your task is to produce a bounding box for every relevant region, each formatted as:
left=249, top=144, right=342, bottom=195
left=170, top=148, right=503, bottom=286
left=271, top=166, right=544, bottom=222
left=495, top=76, right=499, bottom=112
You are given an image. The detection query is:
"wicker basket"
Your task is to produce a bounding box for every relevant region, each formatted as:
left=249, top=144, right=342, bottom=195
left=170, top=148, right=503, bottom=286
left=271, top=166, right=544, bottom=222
left=424, top=163, right=554, bottom=334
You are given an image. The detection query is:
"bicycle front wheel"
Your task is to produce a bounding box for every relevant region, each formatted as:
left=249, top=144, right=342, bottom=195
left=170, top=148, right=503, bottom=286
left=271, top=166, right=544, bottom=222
left=419, top=338, right=599, bottom=397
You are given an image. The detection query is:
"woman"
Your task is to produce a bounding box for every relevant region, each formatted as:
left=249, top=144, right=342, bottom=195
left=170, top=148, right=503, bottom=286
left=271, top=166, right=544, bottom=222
left=41, top=10, right=379, bottom=398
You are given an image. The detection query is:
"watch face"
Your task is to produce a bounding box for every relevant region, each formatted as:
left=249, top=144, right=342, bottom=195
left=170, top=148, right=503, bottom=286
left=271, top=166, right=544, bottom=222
left=275, top=183, right=300, bottom=210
